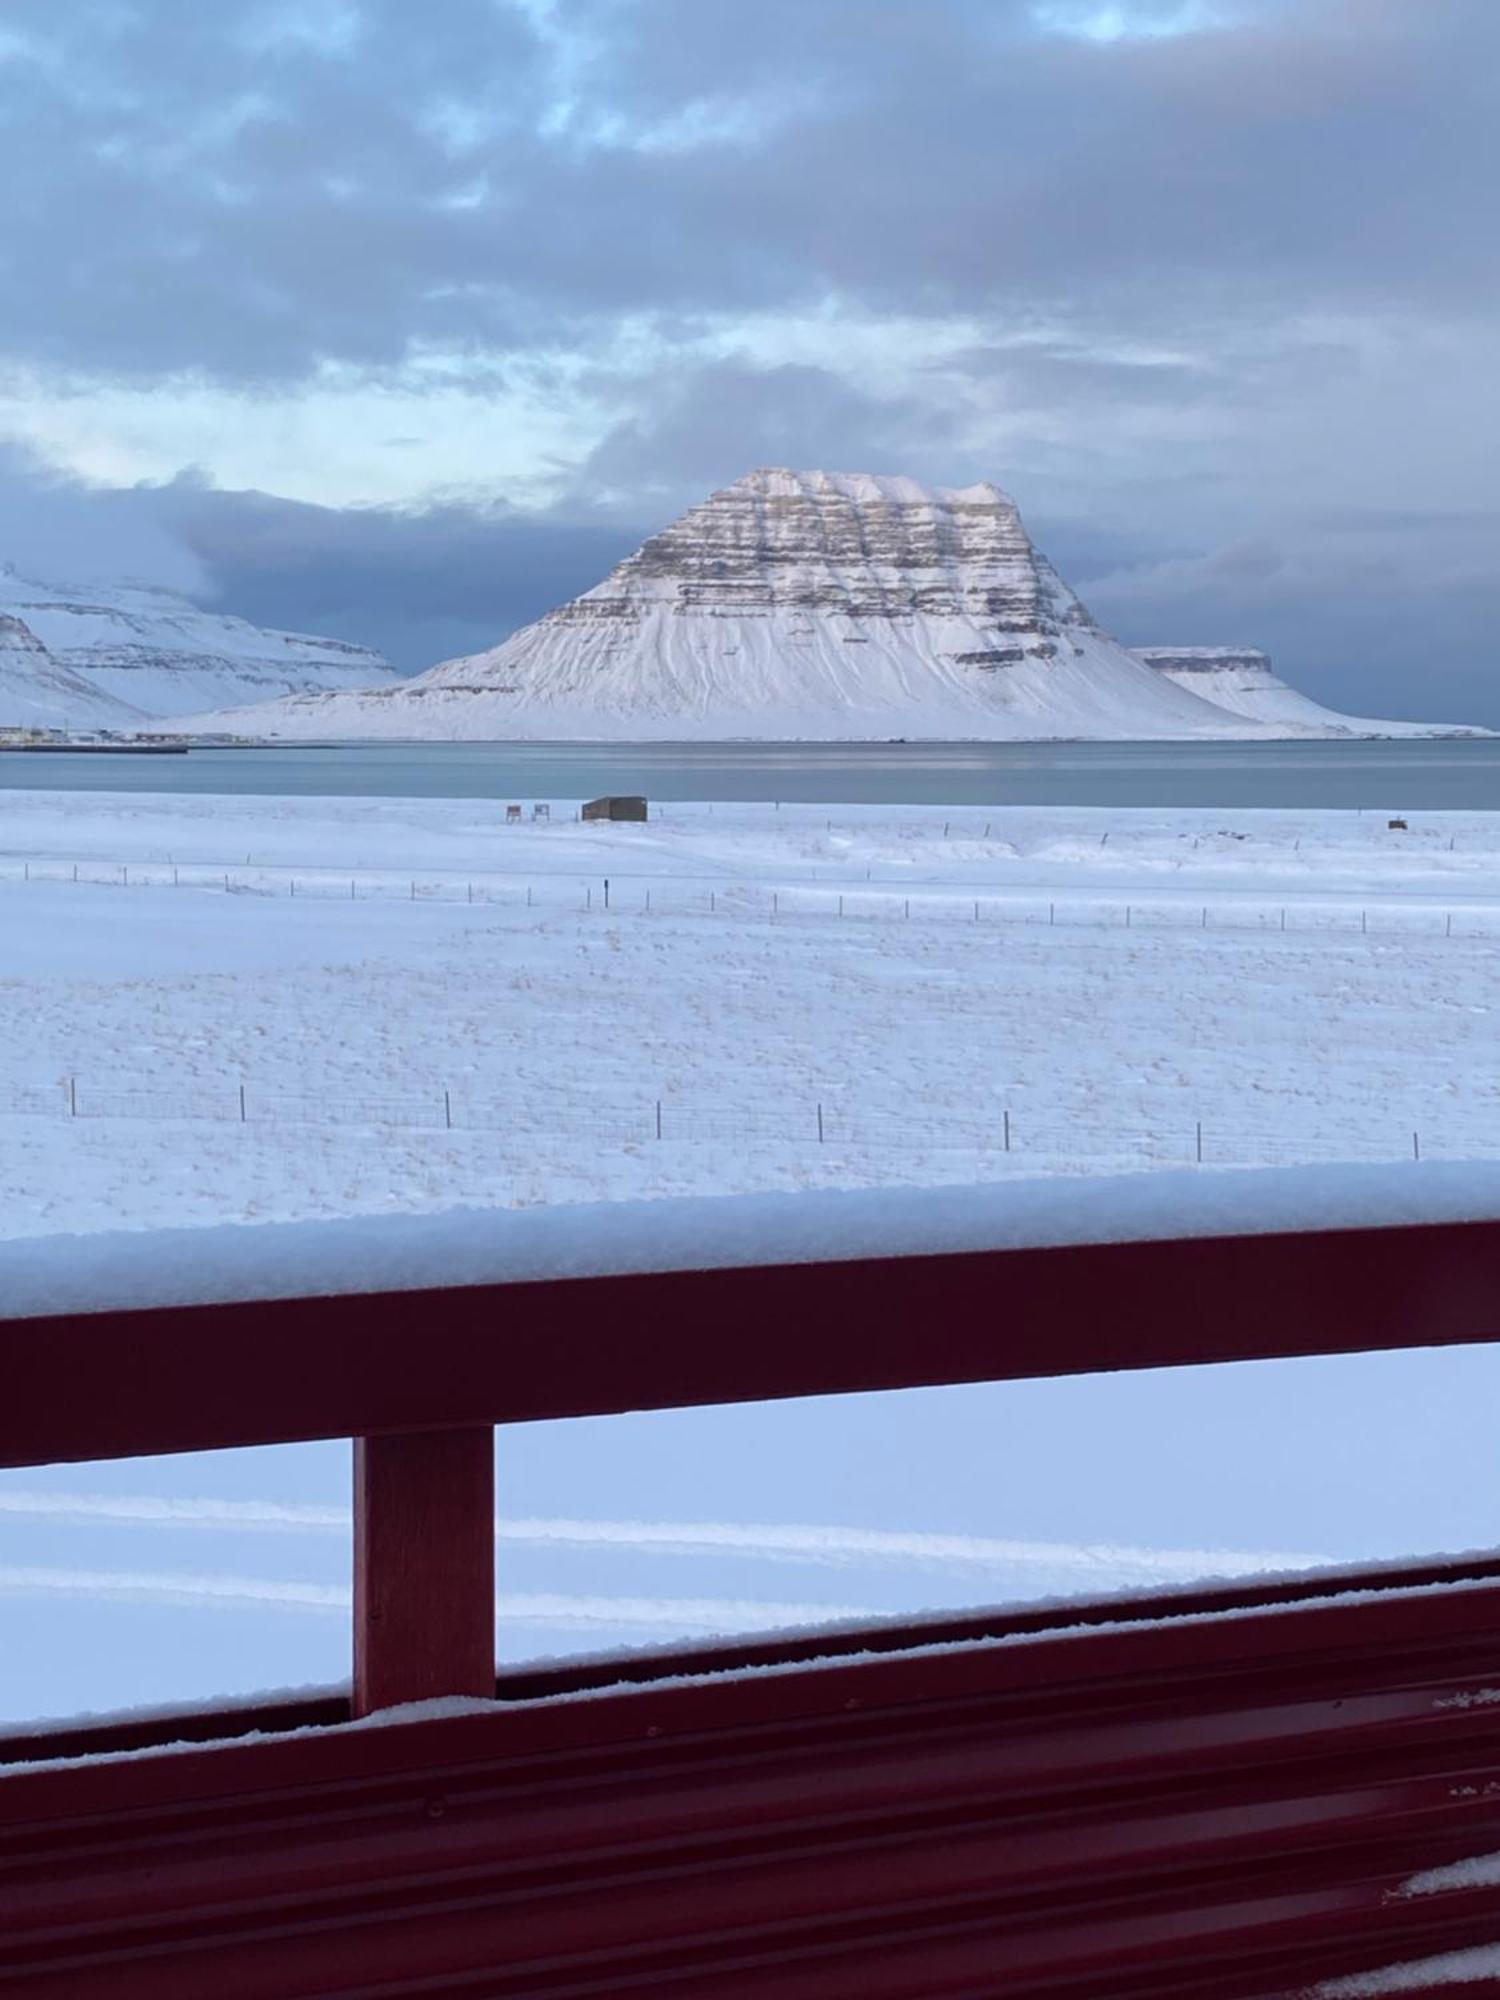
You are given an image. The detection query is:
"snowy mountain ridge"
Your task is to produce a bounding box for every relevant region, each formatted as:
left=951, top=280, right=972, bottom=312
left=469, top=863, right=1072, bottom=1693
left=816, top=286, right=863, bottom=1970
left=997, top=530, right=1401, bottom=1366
left=1130, top=648, right=1448, bottom=738
left=0, top=612, right=149, bottom=731
left=0, top=567, right=398, bottom=725
left=168, top=468, right=1481, bottom=741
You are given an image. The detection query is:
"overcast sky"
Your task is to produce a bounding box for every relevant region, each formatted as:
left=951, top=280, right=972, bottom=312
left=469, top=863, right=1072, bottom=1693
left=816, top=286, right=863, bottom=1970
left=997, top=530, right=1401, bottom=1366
left=0, top=0, right=1494, bottom=720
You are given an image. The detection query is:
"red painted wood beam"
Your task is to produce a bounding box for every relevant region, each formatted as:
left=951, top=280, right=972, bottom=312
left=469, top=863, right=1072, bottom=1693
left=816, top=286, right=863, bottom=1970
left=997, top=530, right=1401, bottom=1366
left=4, top=1217, right=1500, bottom=1469
left=353, top=1428, right=495, bottom=1715
left=11, top=1566, right=1500, bottom=1996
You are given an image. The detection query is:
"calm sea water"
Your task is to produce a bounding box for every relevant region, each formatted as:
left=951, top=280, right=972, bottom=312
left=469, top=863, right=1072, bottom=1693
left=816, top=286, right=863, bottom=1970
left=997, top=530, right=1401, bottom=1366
left=3, top=739, right=1500, bottom=809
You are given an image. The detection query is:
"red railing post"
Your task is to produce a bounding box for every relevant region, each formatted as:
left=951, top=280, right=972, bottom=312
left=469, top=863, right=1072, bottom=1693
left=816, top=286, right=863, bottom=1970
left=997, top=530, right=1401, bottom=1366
left=353, top=1427, right=495, bottom=1716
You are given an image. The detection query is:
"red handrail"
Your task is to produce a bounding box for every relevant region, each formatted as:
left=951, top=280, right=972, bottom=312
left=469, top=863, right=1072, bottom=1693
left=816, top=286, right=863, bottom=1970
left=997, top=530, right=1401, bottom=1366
left=6, top=1215, right=1500, bottom=1467
left=7, top=1216, right=1500, bottom=1996
left=6, top=1215, right=1500, bottom=1716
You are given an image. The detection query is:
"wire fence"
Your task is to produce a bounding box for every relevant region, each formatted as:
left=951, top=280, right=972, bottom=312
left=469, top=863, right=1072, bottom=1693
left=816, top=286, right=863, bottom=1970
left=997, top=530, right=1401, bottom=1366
left=2, top=1074, right=1490, bottom=1167
left=0, top=856, right=1495, bottom=940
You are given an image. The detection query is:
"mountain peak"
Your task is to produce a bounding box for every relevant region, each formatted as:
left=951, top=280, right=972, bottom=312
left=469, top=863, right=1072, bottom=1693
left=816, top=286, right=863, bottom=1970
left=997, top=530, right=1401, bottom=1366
left=732, top=467, right=1017, bottom=509
left=169, top=470, right=1481, bottom=743
left=0, top=613, right=50, bottom=655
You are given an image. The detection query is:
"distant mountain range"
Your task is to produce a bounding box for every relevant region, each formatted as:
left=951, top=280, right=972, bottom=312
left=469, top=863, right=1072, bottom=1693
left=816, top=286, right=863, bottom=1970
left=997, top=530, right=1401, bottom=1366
left=170, top=470, right=1480, bottom=742
left=0, top=612, right=145, bottom=731
left=3, top=475, right=1479, bottom=741
left=1127, top=649, right=1450, bottom=737
left=0, top=568, right=396, bottom=730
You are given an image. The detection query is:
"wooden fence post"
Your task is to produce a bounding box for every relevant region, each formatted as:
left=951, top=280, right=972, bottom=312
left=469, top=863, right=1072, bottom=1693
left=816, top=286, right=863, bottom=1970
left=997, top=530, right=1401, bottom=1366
left=354, top=1428, right=495, bottom=1716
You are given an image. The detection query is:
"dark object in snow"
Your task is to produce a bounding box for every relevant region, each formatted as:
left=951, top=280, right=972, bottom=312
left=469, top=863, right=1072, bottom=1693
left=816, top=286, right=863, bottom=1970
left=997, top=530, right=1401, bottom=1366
left=582, top=795, right=648, bottom=822
left=505, top=804, right=522, bottom=823
left=953, top=647, right=1026, bottom=669
left=1388, top=817, right=1408, bottom=830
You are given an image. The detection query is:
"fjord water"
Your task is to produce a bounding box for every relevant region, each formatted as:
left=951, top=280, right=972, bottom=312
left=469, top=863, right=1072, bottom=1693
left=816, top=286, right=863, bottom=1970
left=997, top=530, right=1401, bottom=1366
left=2, top=739, right=1500, bottom=808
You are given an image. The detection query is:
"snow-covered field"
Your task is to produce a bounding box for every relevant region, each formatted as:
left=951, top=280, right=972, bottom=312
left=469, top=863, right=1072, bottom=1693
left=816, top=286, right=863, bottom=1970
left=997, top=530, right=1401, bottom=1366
left=3, top=790, right=1498, bottom=1230
left=3, top=787, right=1499, bottom=1727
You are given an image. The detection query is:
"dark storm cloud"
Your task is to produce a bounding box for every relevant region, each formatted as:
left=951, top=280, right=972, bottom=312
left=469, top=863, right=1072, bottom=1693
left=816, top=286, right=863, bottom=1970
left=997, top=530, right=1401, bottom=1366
left=0, top=438, right=633, bottom=670
left=1075, top=514, right=1500, bottom=726
left=0, top=0, right=554, bottom=379
left=134, top=472, right=636, bottom=672
left=575, top=361, right=964, bottom=508
left=0, top=0, right=1494, bottom=382
left=0, top=442, right=210, bottom=592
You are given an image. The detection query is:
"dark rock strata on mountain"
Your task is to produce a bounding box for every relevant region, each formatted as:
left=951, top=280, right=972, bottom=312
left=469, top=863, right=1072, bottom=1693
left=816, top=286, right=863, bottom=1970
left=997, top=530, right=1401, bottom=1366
left=169, top=471, right=1483, bottom=741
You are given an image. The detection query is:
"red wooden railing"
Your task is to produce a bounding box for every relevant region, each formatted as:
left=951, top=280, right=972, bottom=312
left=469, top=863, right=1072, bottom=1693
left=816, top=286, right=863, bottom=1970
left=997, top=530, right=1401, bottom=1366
left=6, top=1215, right=1500, bottom=1993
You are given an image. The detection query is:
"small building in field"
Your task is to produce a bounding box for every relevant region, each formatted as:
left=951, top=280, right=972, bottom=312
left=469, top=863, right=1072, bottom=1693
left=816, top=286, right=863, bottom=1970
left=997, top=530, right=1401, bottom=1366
left=582, top=796, right=648, bottom=822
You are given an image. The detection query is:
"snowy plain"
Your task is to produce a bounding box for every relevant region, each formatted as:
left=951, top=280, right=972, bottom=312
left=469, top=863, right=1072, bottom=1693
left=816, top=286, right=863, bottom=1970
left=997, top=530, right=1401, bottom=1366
left=3, top=786, right=1500, bottom=1728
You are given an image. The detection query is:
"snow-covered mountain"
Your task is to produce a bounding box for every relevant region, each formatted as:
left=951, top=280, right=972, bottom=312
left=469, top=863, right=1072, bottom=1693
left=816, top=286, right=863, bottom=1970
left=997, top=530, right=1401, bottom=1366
left=1131, top=649, right=1458, bottom=739
left=170, top=470, right=1480, bottom=741
left=0, top=612, right=149, bottom=731
left=0, top=568, right=397, bottom=722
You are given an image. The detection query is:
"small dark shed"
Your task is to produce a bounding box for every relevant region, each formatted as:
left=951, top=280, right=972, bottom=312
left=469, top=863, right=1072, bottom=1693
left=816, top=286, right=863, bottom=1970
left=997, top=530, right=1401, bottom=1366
left=582, top=796, right=648, bottom=822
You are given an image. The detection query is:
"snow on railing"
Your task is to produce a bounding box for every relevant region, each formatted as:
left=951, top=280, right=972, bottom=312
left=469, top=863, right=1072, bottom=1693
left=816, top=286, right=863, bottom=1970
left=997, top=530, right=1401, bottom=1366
left=6, top=1159, right=1500, bottom=1326
left=6, top=1174, right=1500, bottom=1718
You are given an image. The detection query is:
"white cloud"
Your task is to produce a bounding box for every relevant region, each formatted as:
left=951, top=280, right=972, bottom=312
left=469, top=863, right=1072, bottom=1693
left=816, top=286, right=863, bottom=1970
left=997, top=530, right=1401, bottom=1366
left=1033, top=0, right=1235, bottom=38
left=0, top=357, right=604, bottom=509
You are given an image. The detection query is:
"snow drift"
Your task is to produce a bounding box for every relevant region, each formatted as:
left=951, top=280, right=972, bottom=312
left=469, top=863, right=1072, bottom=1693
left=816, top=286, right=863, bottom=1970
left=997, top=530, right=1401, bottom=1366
left=172, top=470, right=1479, bottom=742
